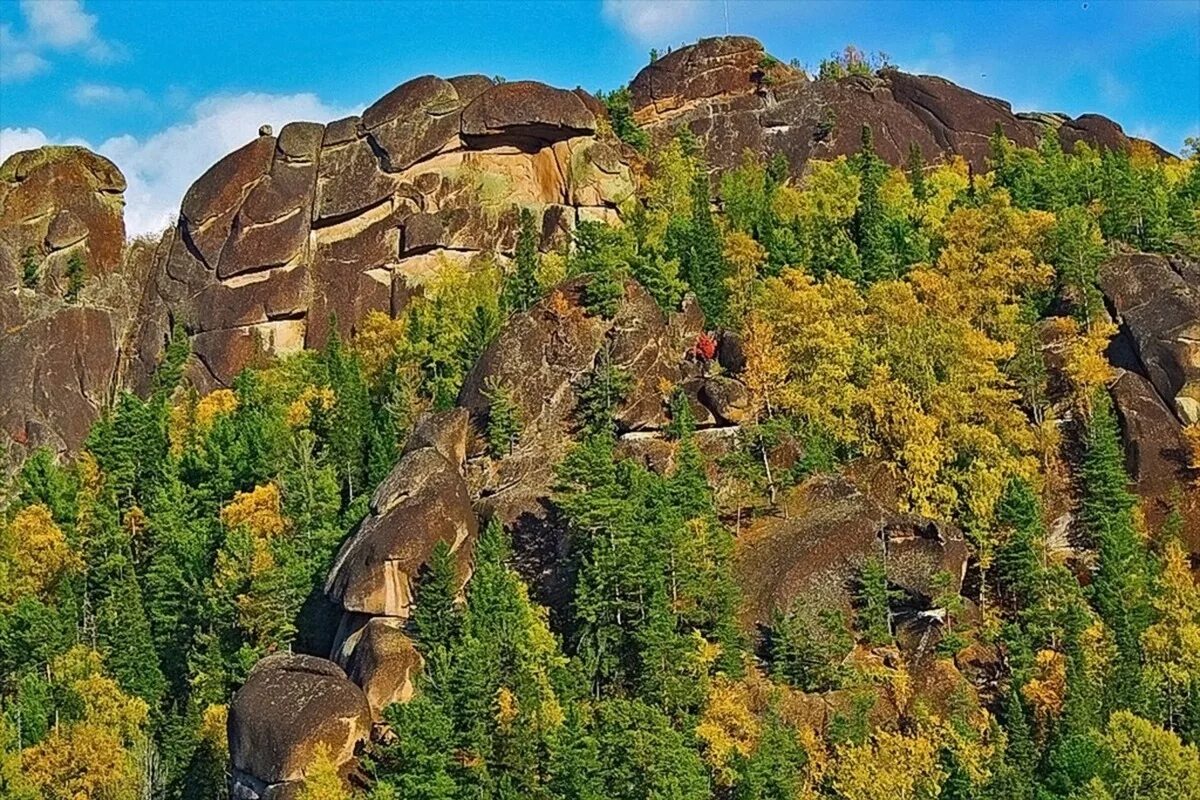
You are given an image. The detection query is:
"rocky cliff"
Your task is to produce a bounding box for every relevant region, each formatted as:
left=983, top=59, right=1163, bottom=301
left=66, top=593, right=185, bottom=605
left=1, top=36, right=1173, bottom=456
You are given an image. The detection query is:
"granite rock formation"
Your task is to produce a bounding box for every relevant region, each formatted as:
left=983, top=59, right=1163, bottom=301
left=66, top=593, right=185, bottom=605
left=128, top=75, right=635, bottom=393
left=629, top=36, right=1167, bottom=175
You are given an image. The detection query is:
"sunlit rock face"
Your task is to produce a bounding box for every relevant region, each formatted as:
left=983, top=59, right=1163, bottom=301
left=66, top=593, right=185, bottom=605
left=128, top=74, right=635, bottom=392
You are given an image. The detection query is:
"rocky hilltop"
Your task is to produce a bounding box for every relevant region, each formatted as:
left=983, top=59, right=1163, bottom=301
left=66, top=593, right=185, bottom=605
left=2, top=36, right=1198, bottom=796
left=2, top=36, right=1174, bottom=457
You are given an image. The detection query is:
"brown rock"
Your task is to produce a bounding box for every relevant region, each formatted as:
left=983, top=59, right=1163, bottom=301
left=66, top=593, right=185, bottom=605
left=0, top=146, right=126, bottom=281
left=630, top=35, right=774, bottom=118
left=404, top=407, right=470, bottom=472
left=461, top=81, right=596, bottom=140
left=362, top=75, right=461, bottom=173
left=1100, top=253, right=1200, bottom=424
left=44, top=209, right=88, bottom=251
left=0, top=306, right=119, bottom=452
left=325, top=447, right=477, bottom=616
left=1110, top=369, right=1200, bottom=549
left=699, top=376, right=750, bottom=424
left=228, top=653, right=370, bottom=790
left=343, top=618, right=423, bottom=720
left=734, top=474, right=967, bottom=634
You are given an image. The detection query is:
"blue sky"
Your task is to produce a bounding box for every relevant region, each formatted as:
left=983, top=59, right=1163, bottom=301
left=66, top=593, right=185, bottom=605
left=2, top=0, right=1197, bottom=235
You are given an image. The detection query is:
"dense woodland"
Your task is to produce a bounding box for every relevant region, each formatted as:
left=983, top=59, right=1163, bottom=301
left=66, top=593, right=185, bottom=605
left=3, top=70, right=1200, bottom=800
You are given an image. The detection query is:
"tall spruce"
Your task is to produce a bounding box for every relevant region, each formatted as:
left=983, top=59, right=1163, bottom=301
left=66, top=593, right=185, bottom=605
left=852, top=125, right=892, bottom=284
left=503, top=207, right=542, bottom=315
left=1081, top=390, right=1152, bottom=713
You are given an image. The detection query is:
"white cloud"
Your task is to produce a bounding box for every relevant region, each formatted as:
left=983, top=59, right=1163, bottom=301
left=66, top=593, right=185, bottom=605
left=71, top=82, right=148, bottom=107
left=3, top=92, right=356, bottom=236
left=98, top=92, right=356, bottom=236
left=1, top=0, right=122, bottom=82
left=0, top=126, right=51, bottom=160
left=602, top=0, right=707, bottom=43
left=0, top=22, right=49, bottom=80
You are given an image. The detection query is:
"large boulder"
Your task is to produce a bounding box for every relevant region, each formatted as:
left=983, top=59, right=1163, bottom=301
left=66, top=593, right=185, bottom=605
left=0, top=306, right=120, bottom=451
left=1110, top=368, right=1200, bottom=551
left=0, top=146, right=126, bottom=286
left=461, top=80, right=596, bottom=141
left=629, top=36, right=1156, bottom=176
left=342, top=618, right=423, bottom=721
left=227, top=654, right=370, bottom=796
left=324, top=446, right=477, bottom=617
left=734, top=474, right=968, bottom=634
left=1099, top=253, right=1200, bottom=424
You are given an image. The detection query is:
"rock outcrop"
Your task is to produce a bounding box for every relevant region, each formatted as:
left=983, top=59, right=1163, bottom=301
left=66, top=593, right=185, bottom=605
left=129, top=74, right=634, bottom=392
left=1100, top=253, right=1200, bottom=425
left=630, top=36, right=1165, bottom=175
left=227, top=654, right=371, bottom=799
left=0, top=146, right=140, bottom=453
left=733, top=474, right=969, bottom=635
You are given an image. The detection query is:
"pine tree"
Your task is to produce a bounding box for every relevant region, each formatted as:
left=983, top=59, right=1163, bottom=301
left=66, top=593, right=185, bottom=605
left=20, top=246, right=39, bottom=288
left=460, top=302, right=500, bottom=373
left=324, top=327, right=373, bottom=505
left=681, top=170, right=729, bottom=326
left=854, top=555, right=895, bottom=646
left=770, top=605, right=852, bottom=691
left=411, top=540, right=462, bottom=691
left=1081, top=391, right=1152, bottom=713
left=852, top=125, right=892, bottom=284
left=1047, top=206, right=1106, bottom=323
left=64, top=252, right=85, bottom=301
left=484, top=378, right=522, bottom=457
left=503, top=208, right=542, bottom=315
left=576, top=343, right=633, bottom=437
left=907, top=141, right=928, bottom=204
left=733, top=710, right=807, bottom=800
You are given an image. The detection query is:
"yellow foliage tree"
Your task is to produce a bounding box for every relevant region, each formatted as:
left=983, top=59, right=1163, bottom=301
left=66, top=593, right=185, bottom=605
left=1142, top=539, right=1200, bottom=722
left=695, top=677, right=762, bottom=786
left=169, top=387, right=238, bottom=455
left=0, top=503, right=81, bottom=605
left=297, top=744, right=352, bottom=800
left=723, top=230, right=767, bottom=329
left=1022, top=649, right=1068, bottom=725
left=828, top=729, right=946, bottom=800
left=20, top=647, right=149, bottom=800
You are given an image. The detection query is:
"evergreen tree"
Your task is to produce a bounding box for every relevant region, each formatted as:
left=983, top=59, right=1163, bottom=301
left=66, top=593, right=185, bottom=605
left=733, top=710, right=807, bottom=800
left=854, top=555, right=895, bottom=646
left=324, top=328, right=373, bottom=504
left=907, top=141, right=928, bottom=204
left=63, top=252, right=85, bottom=301
left=20, top=246, right=39, bottom=288
left=1047, top=206, right=1107, bottom=323
left=1081, top=391, right=1152, bottom=713
left=576, top=343, right=633, bottom=437
left=411, top=540, right=462, bottom=691
left=460, top=302, right=500, bottom=373
left=680, top=170, right=729, bottom=325
left=852, top=125, right=892, bottom=284
left=770, top=604, right=853, bottom=691
left=484, top=378, right=522, bottom=458
left=503, top=208, right=542, bottom=315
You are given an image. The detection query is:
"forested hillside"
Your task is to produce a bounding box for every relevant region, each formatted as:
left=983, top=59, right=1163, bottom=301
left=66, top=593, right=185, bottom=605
left=2, top=39, right=1200, bottom=800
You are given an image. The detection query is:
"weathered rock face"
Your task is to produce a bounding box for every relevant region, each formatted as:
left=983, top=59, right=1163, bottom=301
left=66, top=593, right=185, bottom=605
left=325, top=446, right=477, bottom=618
left=0, top=146, right=142, bottom=453
left=130, top=75, right=634, bottom=392
left=1100, top=253, right=1200, bottom=425
left=227, top=653, right=371, bottom=797
left=342, top=617, right=423, bottom=721
left=630, top=36, right=1159, bottom=175
left=0, top=146, right=126, bottom=286
left=733, top=474, right=968, bottom=634
left=458, top=279, right=747, bottom=616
